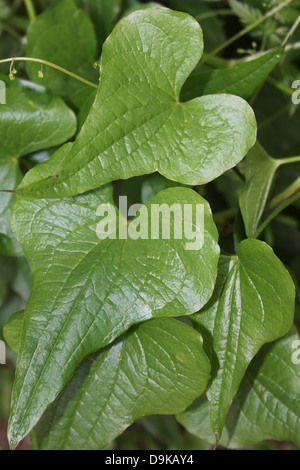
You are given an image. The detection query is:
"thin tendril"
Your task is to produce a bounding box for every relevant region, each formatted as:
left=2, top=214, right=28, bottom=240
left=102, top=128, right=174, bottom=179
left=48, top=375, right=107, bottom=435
left=0, top=57, right=99, bottom=89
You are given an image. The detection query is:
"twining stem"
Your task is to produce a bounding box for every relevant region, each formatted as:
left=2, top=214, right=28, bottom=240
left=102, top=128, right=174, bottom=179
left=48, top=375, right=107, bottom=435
left=24, top=0, right=36, bottom=21
left=267, top=177, right=300, bottom=211
left=206, top=42, right=300, bottom=65
left=207, top=0, right=295, bottom=58
left=283, top=12, right=300, bottom=46
left=0, top=57, right=99, bottom=89
left=254, top=177, right=300, bottom=238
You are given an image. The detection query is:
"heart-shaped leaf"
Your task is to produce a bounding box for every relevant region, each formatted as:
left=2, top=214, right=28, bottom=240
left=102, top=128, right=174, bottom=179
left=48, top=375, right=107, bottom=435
left=8, top=185, right=219, bottom=448
left=192, top=239, right=295, bottom=441
left=30, top=318, right=210, bottom=450
left=177, top=328, right=300, bottom=449
left=18, top=7, right=257, bottom=198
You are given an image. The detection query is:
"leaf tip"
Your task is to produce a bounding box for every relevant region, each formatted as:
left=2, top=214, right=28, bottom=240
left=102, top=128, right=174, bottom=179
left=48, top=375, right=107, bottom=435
left=8, top=432, right=20, bottom=451
left=8, top=417, right=25, bottom=450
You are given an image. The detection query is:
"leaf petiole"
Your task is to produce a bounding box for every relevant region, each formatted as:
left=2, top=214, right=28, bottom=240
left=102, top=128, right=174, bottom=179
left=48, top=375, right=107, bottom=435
left=279, top=156, right=300, bottom=165
left=24, top=0, right=36, bottom=21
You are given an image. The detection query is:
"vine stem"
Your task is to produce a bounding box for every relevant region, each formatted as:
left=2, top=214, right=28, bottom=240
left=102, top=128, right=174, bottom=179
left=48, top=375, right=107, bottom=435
left=24, top=0, right=36, bottom=21
left=279, top=155, right=300, bottom=165
left=283, top=12, right=300, bottom=46
left=0, top=57, right=99, bottom=89
left=206, top=0, right=295, bottom=59
left=253, top=177, right=300, bottom=238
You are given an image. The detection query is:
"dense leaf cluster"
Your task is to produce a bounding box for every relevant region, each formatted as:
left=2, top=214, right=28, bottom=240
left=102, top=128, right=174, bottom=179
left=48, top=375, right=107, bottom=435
left=0, top=0, right=299, bottom=451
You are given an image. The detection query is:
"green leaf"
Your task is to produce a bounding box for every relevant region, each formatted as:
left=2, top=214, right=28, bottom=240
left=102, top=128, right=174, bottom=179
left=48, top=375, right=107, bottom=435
left=182, top=49, right=283, bottom=102
left=18, top=8, right=257, bottom=198
left=3, top=310, right=24, bottom=355
left=76, top=89, right=97, bottom=134
left=33, top=318, right=210, bottom=450
left=177, top=328, right=300, bottom=449
left=140, top=173, right=187, bottom=204
left=0, top=87, right=77, bottom=159
left=0, top=293, right=26, bottom=344
left=75, top=0, right=122, bottom=47
left=115, top=173, right=188, bottom=212
left=191, top=239, right=295, bottom=441
left=8, top=186, right=219, bottom=448
left=0, top=85, right=76, bottom=255
left=0, top=160, right=22, bottom=256
left=239, top=142, right=280, bottom=238
left=18, top=142, right=74, bottom=189
left=11, top=258, right=32, bottom=302
left=26, top=0, right=98, bottom=97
